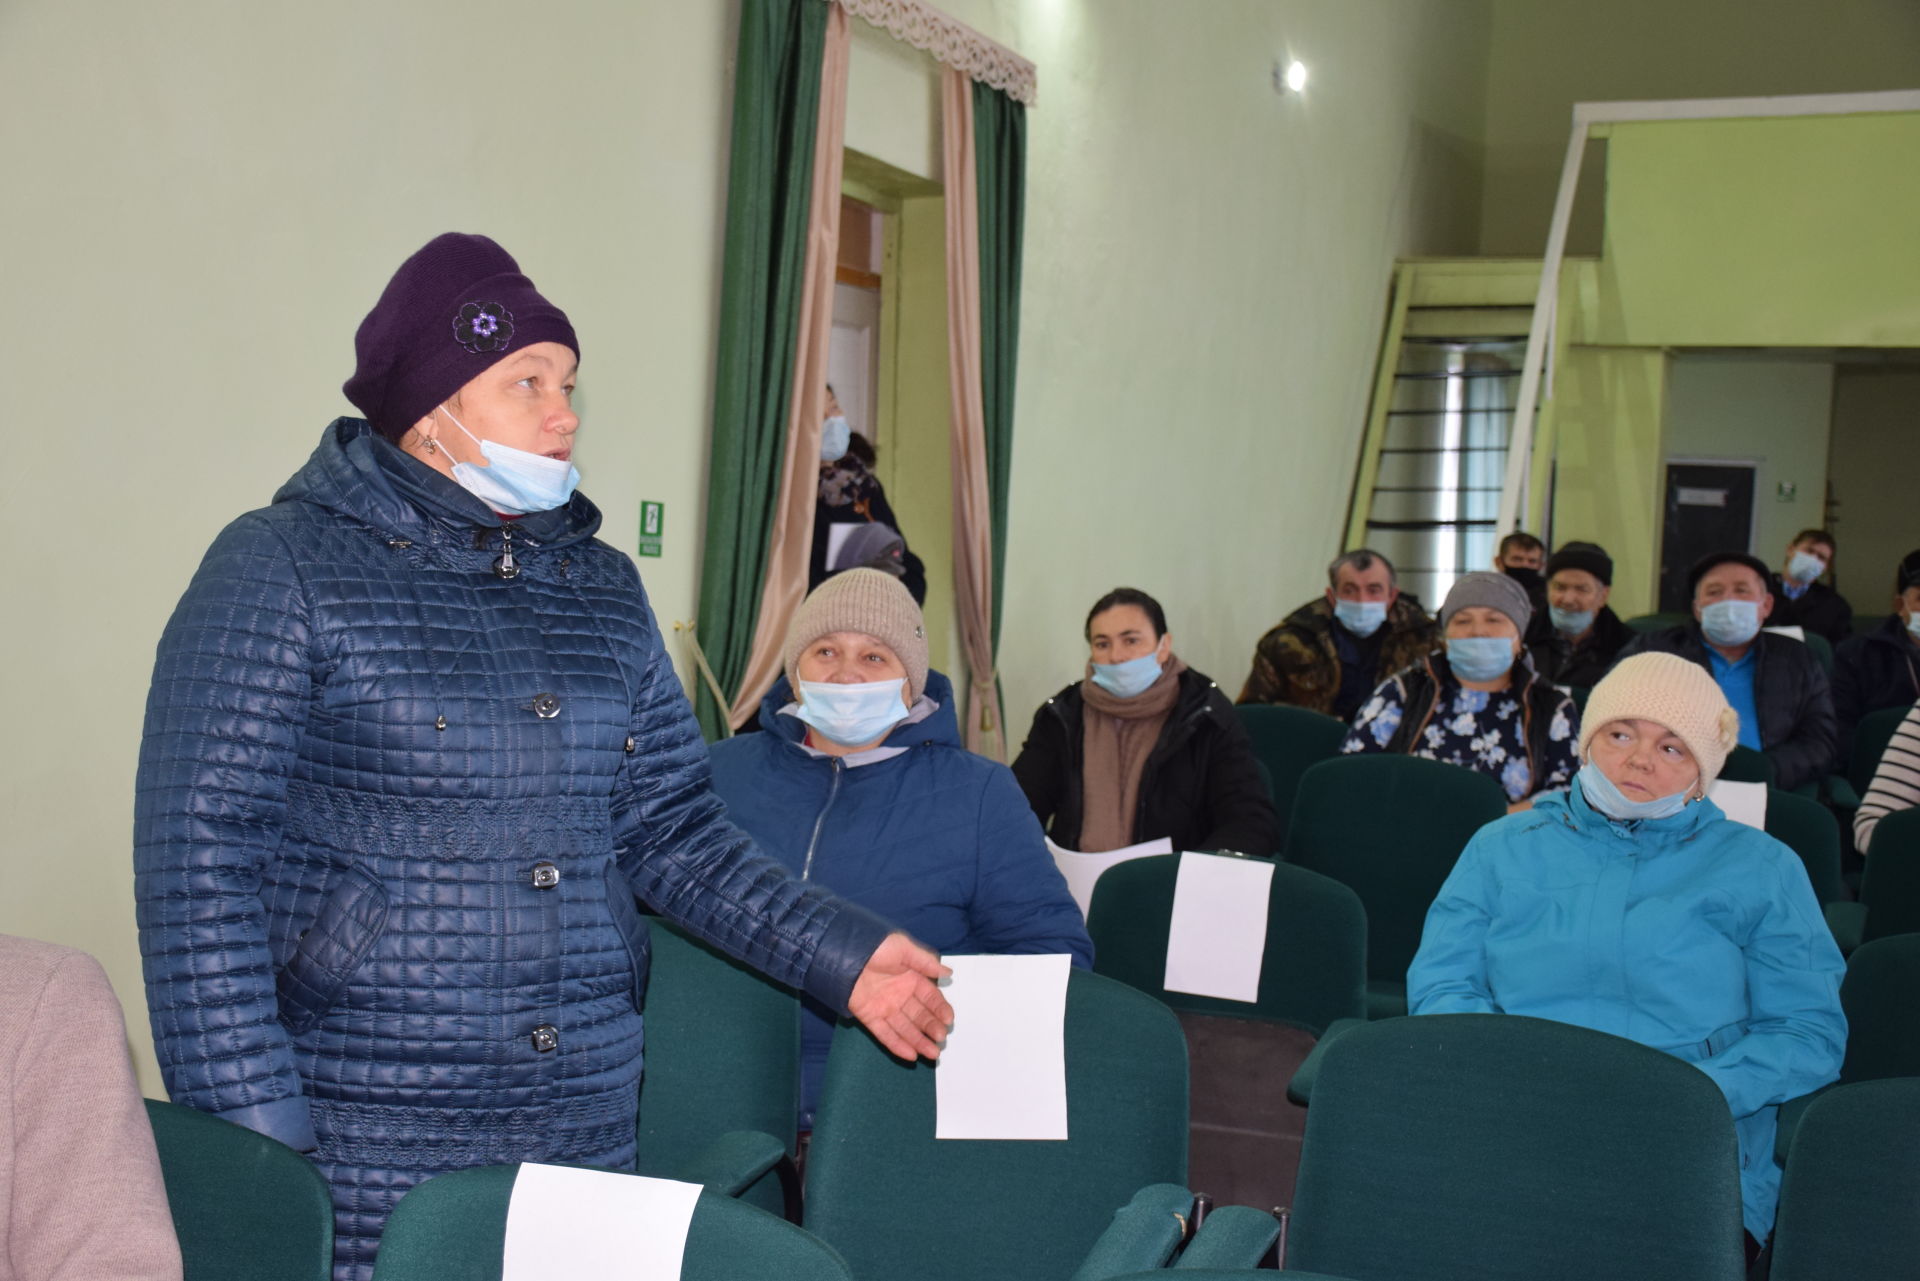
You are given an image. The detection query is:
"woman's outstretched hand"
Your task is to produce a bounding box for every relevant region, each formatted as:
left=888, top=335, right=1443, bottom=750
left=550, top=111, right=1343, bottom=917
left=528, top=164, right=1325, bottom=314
left=848, top=933, right=953, bottom=1061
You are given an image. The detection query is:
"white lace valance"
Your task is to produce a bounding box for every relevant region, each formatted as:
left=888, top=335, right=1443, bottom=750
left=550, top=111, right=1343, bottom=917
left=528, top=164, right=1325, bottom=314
left=836, top=0, right=1037, bottom=106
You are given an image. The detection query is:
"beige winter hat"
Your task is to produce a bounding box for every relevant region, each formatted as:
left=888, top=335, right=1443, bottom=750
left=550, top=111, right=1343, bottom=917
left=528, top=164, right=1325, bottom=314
left=782, top=568, right=930, bottom=700
left=1579, top=651, right=1742, bottom=782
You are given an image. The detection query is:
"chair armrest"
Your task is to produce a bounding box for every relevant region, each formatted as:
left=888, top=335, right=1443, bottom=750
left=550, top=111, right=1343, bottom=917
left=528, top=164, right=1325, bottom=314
left=1173, top=1205, right=1279, bottom=1270
left=1774, top=1085, right=1836, bottom=1167
left=673, top=1129, right=788, bottom=1197
left=1823, top=901, right=1866, bottom=955
left=1286, top=1018, right=1366, bottom=1106
left=1068, top=1183, right=1194, bottom=1281
left=1825, top=776, right=1861, bottom=810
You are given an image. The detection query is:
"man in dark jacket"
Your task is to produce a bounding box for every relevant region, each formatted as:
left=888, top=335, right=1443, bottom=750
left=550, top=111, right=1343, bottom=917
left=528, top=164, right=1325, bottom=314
left=1019, top=588, right=1281, bottom=856
left=1239, top=549, right=1437, bottom=720
left=1529, top=541, right=1634, bottom=689
left=1832, top=549, right=1920, bottom=750
left=1768, top=529, right=1853, bottom=645
left=1619, top=551, right=1838, bottom=792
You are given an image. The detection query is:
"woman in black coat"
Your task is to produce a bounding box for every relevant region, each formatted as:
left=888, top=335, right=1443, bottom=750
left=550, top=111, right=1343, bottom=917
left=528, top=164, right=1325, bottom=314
left=1011, top=588, right=1280, bottom=856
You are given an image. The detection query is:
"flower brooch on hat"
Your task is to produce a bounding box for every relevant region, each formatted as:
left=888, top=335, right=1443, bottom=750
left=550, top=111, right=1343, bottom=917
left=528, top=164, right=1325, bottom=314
left=455, top=301, right=515, bottom=354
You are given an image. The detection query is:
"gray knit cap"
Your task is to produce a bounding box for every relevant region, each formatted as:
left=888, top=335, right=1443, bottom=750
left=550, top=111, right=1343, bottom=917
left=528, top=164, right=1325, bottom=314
left=1441, top=570, right=1534, bottom=635
left=783, top=568, right=930, bottom=700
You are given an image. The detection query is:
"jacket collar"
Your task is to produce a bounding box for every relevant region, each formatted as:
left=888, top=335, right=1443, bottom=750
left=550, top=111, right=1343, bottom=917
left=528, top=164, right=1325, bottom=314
left=274, top=418, right=603, bottom=549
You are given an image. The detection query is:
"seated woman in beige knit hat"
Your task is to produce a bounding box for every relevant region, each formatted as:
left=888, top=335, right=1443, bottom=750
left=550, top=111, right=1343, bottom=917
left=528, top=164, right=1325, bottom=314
left=1010, top=587, right=1281, bottom=856
left=706, top=569, right=1091, bottom=1128
left=1409, top=651, right=1846, bottom=1257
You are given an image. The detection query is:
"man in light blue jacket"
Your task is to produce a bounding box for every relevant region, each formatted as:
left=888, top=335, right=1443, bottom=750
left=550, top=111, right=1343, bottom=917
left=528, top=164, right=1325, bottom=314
left=1410, top=652, right=1845, bottom=1250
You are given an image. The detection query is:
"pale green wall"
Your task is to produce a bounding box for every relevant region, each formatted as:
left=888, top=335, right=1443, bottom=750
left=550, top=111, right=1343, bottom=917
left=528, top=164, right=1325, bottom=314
left=1479, top=0, right=1920, bottom=255
left=1, top=0, right=1491, bottom=1090
left=1664, top=355, right=1836, bottom=568
left=1827, top=368, right=1920, bottom=609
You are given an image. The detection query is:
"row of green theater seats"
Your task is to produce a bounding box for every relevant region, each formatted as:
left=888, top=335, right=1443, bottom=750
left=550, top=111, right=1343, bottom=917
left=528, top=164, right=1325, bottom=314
left=142, top=930, right=1920, bottom=1279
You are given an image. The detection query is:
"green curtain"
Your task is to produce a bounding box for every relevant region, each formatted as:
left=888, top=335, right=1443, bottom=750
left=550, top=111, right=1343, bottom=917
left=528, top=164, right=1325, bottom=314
left=693, top=0, right=828, bottom=740
left=972, top=79, right=1026, bottom=653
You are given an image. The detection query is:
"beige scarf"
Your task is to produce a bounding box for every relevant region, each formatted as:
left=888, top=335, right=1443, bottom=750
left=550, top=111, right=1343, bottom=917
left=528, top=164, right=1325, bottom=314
left=1077, top=656, right=1186, bottom=853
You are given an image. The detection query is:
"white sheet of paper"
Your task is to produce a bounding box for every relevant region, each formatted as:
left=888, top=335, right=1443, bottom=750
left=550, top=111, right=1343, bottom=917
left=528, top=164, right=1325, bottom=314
left=824, top=521, right=860, bottom=570
left=1763, top=625, right=1807, bottom=643
left=1047, top=836, right=1174, bottom=921
left=1709, top=779, right=1769, bottom=830
left=1163, top=852, right=1276, bottom=1004
left=934, top=953, right=1071, bottom=1141
left=502, top=1164, right=702, bottom=1281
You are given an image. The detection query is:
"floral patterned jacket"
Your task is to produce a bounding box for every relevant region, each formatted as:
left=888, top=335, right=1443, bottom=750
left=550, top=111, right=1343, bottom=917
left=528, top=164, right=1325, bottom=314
left=1341, top=652, right=1578, bottom=801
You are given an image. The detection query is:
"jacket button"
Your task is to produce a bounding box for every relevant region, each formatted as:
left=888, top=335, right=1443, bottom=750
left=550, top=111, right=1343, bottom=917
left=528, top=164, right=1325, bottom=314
left=531, top=692, right=561, bottom=719
left=530, top=862, right=560, bottom=889
left=531, top=1025, right=559, bottom=1053
left=624, top=735, right=636, bottom=754
left=386, top=538, right=413, bottom=550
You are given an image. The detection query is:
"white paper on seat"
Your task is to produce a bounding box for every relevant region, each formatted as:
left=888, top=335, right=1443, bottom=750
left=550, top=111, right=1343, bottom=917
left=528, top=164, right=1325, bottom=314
left=502, top=1163, right=702, bottom=1281
left=1047, top=836, right=1173, bottom=921
left=934, top=953, right=1072, bottom=1141
left=824, top=521, right=860, bottom=569
left=1764, top=625, right=1807, bottom=643
left=1709, top=779, right=1769, bottom=830
left=1163, top=852, right=1276, bottom=1004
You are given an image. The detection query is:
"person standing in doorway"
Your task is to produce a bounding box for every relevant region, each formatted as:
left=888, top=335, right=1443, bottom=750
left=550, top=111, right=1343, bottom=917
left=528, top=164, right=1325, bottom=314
left=810, top=386, right=927, bottom=604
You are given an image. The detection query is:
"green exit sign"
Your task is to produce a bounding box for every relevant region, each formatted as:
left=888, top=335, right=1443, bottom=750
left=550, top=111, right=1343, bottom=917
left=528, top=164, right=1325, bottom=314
left=638, top=501, right=665, bottom=558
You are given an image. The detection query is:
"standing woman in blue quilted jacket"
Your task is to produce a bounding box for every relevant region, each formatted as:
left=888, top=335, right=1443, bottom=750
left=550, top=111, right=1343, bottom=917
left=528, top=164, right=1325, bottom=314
left=133, top=234, right=953, bottom=1280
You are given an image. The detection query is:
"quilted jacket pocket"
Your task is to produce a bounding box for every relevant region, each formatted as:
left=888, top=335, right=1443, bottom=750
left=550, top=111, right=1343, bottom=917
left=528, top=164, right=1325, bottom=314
left=605, top=862, right=652, bottom=1012
left=277, top=866, right=391, bottom=1037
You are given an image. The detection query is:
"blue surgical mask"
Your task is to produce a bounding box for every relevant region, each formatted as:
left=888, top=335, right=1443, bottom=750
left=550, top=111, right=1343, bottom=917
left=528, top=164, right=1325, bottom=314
left=1549, top=606, right=1596, bottom=636
left=1907, top=611, right=1920, bottom=641
left=794, top=678, right=911, bottom=747
left=1700, top=599, right=1762, bottom=647
left=1577, top=761, right=1698, bottom=822
left=1090, top=652, right=1164, bottom=699
left=440, top=406, right=579, bottom=515
left=1333, top=598, right=1388, bottom=638
left=821, top=415, right=852, bottom=463
left=1446, top=636, right=1516, bottom=682
left=1786, top=550, right=1826, bottom=584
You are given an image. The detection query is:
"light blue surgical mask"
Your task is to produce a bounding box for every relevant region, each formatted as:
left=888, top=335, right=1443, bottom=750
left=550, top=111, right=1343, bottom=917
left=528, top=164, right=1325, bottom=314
left=1786, top=550, right=1826, bottom=584
left=820, top=415, right=852, bottom=463
left=1700, top=599, right=1762, bottom=648
left=1333, top=598, right=1388, bottom=638
left=440, top=406, right=579, bottom=515
left=1090, top=652, right=1164, bottom=699
left=1549, top=606, right=1596, bottom=636
left=794, top=678, right=910, bottom=747
left=1446, top=636, right=1516, bottom=682
left=1907, top=611, right=1920, bottom=641
left=1577, top=761, right=1698, bottom=822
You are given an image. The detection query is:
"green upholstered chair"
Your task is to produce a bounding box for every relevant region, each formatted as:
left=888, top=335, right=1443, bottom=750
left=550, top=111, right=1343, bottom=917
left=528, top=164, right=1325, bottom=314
left=1283, top=756, right=1507, bottom=1019
left=634, top=918, right=801, bottom=1214
left=1106, top=1274, right=1354, bottom=1280
left=1086, top=855, right=1365, bottom=1033
left=1624, top=612, right=1690, bottom=634
left=369, top=1164, right=852, bottom=1281
left=1847, top=703, right=1912, bottom=793
left=1764, top=787, right=1844, bottom=905
left=1286, top=1015, right=1744, bottom=1281
left=1825, top=806, right=1920, bottom=952
left=1086, top=854, right=1366, bottom=1215
left=803, top=969, right=1189, bottom=1281
left=1232, top=705, right=1349, bottom=854
left=143, top=1099, right=333, bottom=1281
left=1720, top=745, right=1778, bottom=787
left=1800, top=630, right=1835, bottom=677
left=1839, top=933, right=1920, bottom=1083
left=1769, top=1080, right=1920, bottom=1281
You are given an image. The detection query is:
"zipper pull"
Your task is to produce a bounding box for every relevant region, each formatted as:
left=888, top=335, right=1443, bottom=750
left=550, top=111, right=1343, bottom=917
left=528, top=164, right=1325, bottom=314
left=493, top=527, right=519, bottom=580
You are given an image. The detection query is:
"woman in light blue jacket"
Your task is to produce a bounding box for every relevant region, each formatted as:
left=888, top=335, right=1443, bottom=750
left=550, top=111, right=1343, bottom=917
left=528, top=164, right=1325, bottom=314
left=1409, top=652, right=1845, bottom=1252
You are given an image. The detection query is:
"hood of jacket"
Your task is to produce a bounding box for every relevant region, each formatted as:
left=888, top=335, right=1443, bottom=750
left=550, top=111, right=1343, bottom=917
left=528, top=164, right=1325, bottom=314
left=757, top=668, right=962, bottom=753
left=273, top=417, right=604, bottom=550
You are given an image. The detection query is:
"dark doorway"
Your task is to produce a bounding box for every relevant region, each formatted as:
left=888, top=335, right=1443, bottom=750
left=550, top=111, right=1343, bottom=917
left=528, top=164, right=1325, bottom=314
left=1660, top=462, right=1757, bottom=612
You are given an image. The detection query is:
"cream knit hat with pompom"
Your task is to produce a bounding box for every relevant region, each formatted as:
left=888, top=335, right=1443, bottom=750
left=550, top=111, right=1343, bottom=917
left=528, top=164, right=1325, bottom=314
left=1578, top=651, right=1742, bottom=783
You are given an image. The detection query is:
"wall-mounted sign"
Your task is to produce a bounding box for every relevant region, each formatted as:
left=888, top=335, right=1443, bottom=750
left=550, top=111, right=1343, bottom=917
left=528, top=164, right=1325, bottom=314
left=639, top=501, right=665, bottom=558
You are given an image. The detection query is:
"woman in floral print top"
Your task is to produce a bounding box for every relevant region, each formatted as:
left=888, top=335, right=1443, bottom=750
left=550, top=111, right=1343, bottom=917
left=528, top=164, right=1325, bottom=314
left=1341, top=570, right=1579, bottom=812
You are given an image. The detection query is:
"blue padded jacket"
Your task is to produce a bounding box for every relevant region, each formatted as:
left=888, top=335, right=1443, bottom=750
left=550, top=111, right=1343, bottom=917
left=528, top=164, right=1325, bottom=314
left=133, top=420, right=889, bottom=1276
left=1409, top=782, right=1846, bottom=1240
left=708, top=673, right=1092, bottom=1125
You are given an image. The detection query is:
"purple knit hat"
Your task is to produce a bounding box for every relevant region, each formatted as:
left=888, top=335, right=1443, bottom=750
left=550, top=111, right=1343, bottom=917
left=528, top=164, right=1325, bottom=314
left=343, top=233, right=579, bottom=441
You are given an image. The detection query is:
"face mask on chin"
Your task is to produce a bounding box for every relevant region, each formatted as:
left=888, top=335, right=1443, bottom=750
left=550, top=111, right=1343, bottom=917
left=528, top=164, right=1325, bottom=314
left=439, top=405, right=579, bottom=515
left=1578, top=761, right=1698, bottom=822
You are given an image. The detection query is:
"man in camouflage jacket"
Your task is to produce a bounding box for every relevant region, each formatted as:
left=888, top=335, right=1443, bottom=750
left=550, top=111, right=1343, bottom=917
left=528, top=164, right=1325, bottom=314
left=1239, top=550, right=1439, bottom=719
